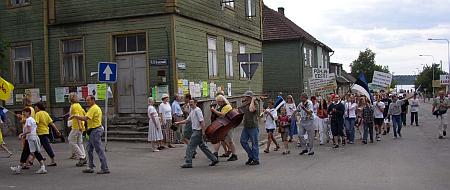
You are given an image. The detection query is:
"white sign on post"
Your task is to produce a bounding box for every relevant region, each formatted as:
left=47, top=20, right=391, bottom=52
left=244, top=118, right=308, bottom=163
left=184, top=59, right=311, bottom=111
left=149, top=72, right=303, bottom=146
left=312, top=68, right=329, bottom=79
left=372, top=71, right=392, bottom=88
left=440, top=75, right=449, bottom=85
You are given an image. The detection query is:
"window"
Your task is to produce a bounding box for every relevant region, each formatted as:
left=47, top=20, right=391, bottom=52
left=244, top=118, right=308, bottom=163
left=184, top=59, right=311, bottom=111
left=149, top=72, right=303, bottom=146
left=222, top=0, right=234, bottom=8
left=208, top=37, right=218, bottom=77
left=323, top=54, right=328, bottom=69
left=116, top=34, right=146, bottom=54
left=10, top=0, right=30, bottom=7
left=62, top=39, right=84, bottom=83
left=246, top=0, right=256, bottom=17
left=239, top=43, right=247, bottom=79
left=12, top=45, right=32, bottom=85
left=304, top=47, right=312, bottom=67
left=225, top=41, right=233, bottom=78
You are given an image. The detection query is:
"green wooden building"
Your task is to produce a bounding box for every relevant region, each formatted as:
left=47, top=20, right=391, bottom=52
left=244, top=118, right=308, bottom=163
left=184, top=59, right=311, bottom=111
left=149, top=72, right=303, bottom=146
left=262, top=6, right=333, bottom=100
left=0, top=0, right=263, bottom=118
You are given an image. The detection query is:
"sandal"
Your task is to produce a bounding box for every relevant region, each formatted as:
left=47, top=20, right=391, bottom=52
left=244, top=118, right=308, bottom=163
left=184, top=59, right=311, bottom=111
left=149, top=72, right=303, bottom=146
left=264, top=149, right=269, bottom=153
left=220, top=151, right=231, bottom=157
left=274, top=147, right=280, bottom=151
left=48, top=162, right=57, bottom=167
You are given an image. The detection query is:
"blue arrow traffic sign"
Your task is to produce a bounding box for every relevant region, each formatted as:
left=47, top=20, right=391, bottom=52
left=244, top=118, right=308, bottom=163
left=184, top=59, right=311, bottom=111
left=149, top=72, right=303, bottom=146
left=98, top=62, right=117, bottom=83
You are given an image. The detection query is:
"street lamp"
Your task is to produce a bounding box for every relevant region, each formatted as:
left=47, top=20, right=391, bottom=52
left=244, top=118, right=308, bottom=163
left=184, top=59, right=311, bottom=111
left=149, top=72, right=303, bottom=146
left=419, top=54, right=436, bottom=94
left=428, top=38, right=450, bottom=93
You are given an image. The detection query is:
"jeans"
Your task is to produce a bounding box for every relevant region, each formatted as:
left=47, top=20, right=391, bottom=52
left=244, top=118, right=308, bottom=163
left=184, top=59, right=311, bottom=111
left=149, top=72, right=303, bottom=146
left=438, top=114, right=448, bottom=136
left=86, top=127, right=108, bottom=171
left=410, top=112, right=418, bottom=125
left=38, top=134, right=55, bottom=159
left=363, top=123, right=374, bottom=142
left=401, top=112, right=407, bottom=125
left=392, top=115, right=402, bottom=137
left=344, top=118, right=356, bottom=142
left=299, top=120, right=314, bottom=152
left=240, top=127, right=259, bottom=161
left=185, top=130, right=217, bottom=164
left=69, top=129, right=86, bottom=159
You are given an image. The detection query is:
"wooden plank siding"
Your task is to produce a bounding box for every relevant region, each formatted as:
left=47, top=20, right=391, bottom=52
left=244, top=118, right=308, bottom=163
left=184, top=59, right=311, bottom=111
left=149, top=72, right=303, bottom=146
left=54, top=0, right=167, bottom=24
left=175, top=16, right=263, bottom=95
left=176, top=0, right=262, bottom=40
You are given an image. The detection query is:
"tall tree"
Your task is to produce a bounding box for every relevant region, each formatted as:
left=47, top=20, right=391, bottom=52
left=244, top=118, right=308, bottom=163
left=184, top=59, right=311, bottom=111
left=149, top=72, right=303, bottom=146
left=415, top=64, right=446, bottom=93
left=350, top=48, right=390, bottom=83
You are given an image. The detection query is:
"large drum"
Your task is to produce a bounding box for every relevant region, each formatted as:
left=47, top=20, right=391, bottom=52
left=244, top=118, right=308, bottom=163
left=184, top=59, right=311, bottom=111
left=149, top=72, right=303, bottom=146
left=205, top=109, right=244, bottom=144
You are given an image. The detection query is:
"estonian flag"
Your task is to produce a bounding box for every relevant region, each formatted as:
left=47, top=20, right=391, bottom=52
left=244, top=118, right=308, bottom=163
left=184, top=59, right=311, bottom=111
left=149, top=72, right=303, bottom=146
left=274, top=95, right=286, bottom=111
left=351, top=73, right=374, bottom=103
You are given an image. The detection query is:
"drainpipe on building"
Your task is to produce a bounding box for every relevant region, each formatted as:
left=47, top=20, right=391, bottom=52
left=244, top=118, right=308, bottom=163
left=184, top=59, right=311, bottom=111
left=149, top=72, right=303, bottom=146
left=299, top=40, right=305, bottom=94
left=43, top=0, right=51, bottom=112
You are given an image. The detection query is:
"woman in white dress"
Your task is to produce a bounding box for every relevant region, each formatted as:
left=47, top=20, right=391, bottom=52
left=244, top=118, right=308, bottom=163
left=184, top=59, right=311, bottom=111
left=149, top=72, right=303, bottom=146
left=311, top=96, right=320, bottom=139
left=148, top=97, right=163, bottom=152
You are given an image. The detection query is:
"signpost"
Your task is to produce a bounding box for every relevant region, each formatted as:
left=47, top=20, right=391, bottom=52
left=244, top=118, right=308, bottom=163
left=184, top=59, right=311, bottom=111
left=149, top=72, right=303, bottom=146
left=98, top=62, right=117, bottom=152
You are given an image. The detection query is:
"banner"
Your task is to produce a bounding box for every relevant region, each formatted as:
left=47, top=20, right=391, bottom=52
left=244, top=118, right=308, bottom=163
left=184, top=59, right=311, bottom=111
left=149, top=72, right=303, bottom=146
left=372, top=71, right=392, bottom=88
left=309, top=74, right=337, bottom=96
left=0, top=76, right=14, bottom=101
left=440, top=75, right=449, bottom=85
left=312, top=68, right=329, bottom=79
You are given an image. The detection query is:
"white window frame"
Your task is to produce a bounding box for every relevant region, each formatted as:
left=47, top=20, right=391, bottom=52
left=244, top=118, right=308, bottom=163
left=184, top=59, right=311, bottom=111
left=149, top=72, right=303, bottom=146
left=239, top=43, right=247, bottom=79
left=323, top=54, right=328, bottom=69
left=309, top=49, right=313, bottom=67
left=115, top=34, right=146, bottom=55
left=246, top=0, right=256, bottom=17
left=225, top=40, right=233, bottom=78
left=222, top=0, right=234, bottom=8
left=208, top=36, right=218, bottom=78
left=10, top=0, right=30, bottom=7
left=304, top=47, right=312, bottom=67
left=61, top=39, right=85, bottom=84
left=12, top=45, right=32, bottom=85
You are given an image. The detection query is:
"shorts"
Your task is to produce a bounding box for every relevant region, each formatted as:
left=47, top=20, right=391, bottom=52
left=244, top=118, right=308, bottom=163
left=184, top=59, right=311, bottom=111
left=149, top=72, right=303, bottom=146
left=183, top=122, right=193, bottom=140
left=374, top=118, right=384, bottom=125
left=224, top=128, right=234, bottom=143
left=27, top=138, right=41, bottom=153
left=331, top=122, right=344, bottom=137
left=266, top=129, right=275, bottom=133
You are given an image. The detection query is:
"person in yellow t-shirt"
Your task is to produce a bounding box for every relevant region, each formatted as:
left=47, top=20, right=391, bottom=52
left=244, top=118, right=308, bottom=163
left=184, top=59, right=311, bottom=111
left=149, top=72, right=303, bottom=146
left=34, top=102, right=60, bottom=166
left=0, top=117, right=13, bottom=157
left=71, top=95, right=109, bottom=174
left=210, top=95, right=237, bottom=161
left=67, top=92, right=87, bottom=167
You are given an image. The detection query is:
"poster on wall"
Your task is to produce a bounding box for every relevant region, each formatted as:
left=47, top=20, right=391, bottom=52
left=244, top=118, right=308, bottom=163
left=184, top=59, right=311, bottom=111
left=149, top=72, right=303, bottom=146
left=87, top=84, right=98, bottom=99
left=209, top=83, right=217, bottom=98
left=25, top=88, right=40, bottom=103
left=202, top=81, right=208, bottom=97
left=55, top=87, right=66, bottom=103
left=16, top=94, right=23, bottom=103
left=5, top=92, right=14, bottom=105
left=97, top=84, right=107, bottom=100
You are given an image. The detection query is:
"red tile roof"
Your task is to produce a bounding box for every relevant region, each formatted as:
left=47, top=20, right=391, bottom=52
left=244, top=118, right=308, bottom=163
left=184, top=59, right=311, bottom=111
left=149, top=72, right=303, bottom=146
left=263, top=5, right=333, bottom=52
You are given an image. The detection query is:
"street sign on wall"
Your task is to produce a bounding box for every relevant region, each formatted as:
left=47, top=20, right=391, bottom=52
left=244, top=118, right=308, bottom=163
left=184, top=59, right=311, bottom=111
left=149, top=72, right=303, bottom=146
left=98, top=62, right=117, bottom=83
left=312, top=68, right=329, bottom=79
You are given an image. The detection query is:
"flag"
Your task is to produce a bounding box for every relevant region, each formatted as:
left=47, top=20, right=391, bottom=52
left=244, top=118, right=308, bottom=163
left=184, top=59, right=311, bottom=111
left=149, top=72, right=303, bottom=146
left=351, top=73, right=373, bottom=103
left=107, top=86, right=113, bottom=98
left=0, top=76, right=14, bottom=101
left=274, top=95, right=286, bottom=111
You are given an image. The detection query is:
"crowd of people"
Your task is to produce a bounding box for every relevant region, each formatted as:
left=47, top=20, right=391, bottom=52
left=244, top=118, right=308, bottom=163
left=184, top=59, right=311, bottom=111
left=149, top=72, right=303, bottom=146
left=2, top=87, right=447, bottom=172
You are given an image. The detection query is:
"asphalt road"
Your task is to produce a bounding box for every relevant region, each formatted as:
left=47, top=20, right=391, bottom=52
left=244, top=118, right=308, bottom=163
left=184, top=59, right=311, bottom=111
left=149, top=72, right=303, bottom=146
left=0, top=101, right=449, bottom=190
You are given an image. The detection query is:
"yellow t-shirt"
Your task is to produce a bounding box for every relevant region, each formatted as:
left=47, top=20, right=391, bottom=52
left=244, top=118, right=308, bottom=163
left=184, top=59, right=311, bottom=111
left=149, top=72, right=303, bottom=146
left=70, top=103, right=86, bottom=131
left=86, top=104, right=102, bottom=129
left=221, top=104, right=233, bottom=115
left=35, top=111, right=53, bottom=135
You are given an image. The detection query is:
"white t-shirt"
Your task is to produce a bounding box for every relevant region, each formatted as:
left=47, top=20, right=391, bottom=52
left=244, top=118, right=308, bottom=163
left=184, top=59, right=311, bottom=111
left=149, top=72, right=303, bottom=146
left=344, top=102, right=357, bottom=118
left=373, top=101, right=385, bottom=119
left=264, top=108, right=278, bottom=130
left=25, top=117, right=38, bottom=140
left=298, top=100, right=314, bottom=120
left=187, top=107, right=204, bottom=130
left=158, top=102, right=172, bottom=120
left=410, top=99, right=419, bottom=112
left=285, top=103, right=297, bottom=117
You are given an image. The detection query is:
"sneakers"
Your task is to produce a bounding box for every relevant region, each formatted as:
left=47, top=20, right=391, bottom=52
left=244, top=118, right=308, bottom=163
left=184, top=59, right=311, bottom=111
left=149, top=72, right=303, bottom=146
left=76, top=158, right=87, bottom=167
left=10, top=166, right=22, bottom=174
left=439, top=136, right=444, bottom=139
left=180, top=164, right=193, bottom=168
left=299, top=150, right=308, bottom=155
left=308, top=152, right=315, bottom=156
left=35, top=167, right=47, bottom=174
left=82, top=168, right=95, bottom=173
left=248, top=160, right=260, bottom=166
left=376, top=137, right=381, bottom=141
left=96, top=170, right=110, bottom=174
left=227, top=154, right=238, bottom=161
left=245, top=159, right=253, bottom=165
left=209, top=160, right=219, bottom=167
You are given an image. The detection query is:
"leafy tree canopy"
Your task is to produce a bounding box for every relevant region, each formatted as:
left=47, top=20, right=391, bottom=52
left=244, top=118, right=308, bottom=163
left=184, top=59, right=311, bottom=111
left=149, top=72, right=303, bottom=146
left=350, top=48, right=390, bottom=83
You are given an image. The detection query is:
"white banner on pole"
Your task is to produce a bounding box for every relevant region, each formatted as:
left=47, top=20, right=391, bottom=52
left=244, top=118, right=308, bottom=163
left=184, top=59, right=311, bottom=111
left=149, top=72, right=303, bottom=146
left=372, top=71, right=392, bottom=87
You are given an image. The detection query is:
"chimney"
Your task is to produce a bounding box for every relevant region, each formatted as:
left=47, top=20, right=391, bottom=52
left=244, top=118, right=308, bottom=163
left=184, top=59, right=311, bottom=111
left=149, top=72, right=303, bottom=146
left=278, top=7, right=285, bottom=15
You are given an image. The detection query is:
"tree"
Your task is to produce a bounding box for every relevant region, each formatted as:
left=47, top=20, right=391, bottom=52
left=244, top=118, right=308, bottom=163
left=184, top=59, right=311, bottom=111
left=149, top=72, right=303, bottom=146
left=415, top=64, right=446, bottom=93
left=350, top=48, right=390, bottom=83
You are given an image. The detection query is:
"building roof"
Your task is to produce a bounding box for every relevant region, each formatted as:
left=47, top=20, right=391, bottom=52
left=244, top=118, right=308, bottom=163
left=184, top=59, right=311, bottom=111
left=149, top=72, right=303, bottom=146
left=341, top=70, right=356, bottom=83
left=263, top=5, right=333, bottom=52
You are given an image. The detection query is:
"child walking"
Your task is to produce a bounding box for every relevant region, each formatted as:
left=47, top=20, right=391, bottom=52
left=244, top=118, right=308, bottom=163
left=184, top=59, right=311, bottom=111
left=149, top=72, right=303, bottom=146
left=264, top=100, right=279, bottom=153
left=278, top=107, right=290, bottom=154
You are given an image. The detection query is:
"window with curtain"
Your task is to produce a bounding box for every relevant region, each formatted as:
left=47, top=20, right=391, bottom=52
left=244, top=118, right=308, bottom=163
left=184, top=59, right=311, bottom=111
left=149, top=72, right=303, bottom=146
left=208, top=37, right=218, bottom=77
left=12, top=45, right=32, bottom=85
left=62, top=39, right=84, bottom=83
left=225, top=41, right=233, bottom=78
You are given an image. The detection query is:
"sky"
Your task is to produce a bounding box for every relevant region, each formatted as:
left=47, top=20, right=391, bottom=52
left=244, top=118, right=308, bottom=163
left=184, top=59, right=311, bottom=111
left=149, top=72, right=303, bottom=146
left=264, top=0, right=450, bottom=75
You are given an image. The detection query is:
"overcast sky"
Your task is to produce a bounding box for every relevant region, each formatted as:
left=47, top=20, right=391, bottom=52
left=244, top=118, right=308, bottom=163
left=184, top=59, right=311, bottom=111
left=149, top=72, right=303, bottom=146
left=264, top=0, right=450, bottom=75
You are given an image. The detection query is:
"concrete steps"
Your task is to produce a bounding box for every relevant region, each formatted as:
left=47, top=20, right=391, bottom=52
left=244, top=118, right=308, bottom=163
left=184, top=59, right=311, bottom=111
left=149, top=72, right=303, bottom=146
left=106, top=114, right=149, bottom=142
